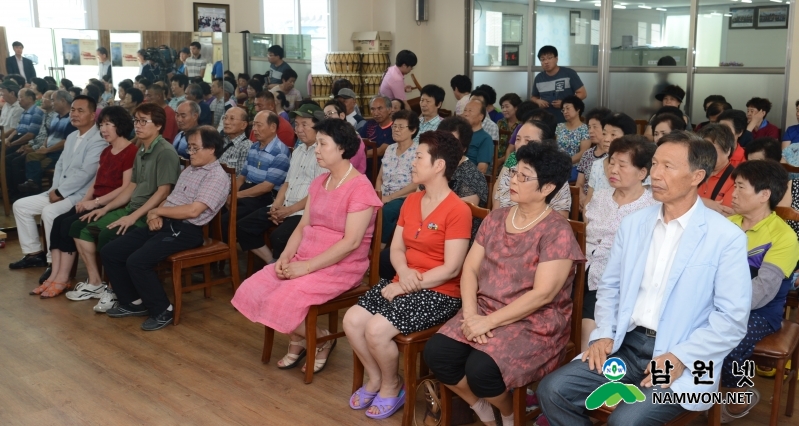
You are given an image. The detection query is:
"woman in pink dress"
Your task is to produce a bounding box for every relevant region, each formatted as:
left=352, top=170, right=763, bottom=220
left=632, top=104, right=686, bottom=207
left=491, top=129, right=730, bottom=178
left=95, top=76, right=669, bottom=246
left=231, top=119, right=382, bottom=374
left=424, top=142, right=585, bottom=426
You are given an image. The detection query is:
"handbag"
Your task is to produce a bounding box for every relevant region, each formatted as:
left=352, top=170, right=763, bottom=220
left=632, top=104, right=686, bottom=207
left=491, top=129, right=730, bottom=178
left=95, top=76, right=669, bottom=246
left=413, top=379, right=476, bottom=426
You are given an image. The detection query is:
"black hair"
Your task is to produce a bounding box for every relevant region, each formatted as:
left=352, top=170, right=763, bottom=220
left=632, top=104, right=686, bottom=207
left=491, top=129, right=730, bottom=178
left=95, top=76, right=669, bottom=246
left=585, top=107, right=612, bottom=125
left=170, top=74, right=189, bottom=89
left=717, top=109, right=748, bottom=136
left=522, top=119, right=555, bottom=142
left=96, top=46, right=109, bottom=56
left=237, top=73, right=251, bottom=82
left=537, top=45, right=559, bottom=59
left=43, top=76, right=56, bottom=85
left=190, top=41, right=202, bottom=50
left=126, top=87, right=144, bottom=104
left=256, top=90, right=275, bottom=101
left=332, top=78, right=353, bottom=97
left=185, top=125, right=226, bottom=159
left=198, top=81, right=211, bottom=96
left=60, top=78, right=74, bottom=89
left=248, top=79, right=264, bottom=95
left=656, top=56, right=676, bottom=66
left=515, top=141, right=571, bottom=203
left=325, top=99, right=346, bottom=117
left=97, top=106, right=134, bottom=137
left=89, top=78, right=105, bottom=93
left=118, top=80, right=133, bottom=92
left=396, top=50, right=418, bottom=67
left=68, top=87, right=82, bottom=99
left=420, top=84, right=445, bottom=107
left=473, top=84, right=497, bottom=105
left=134, top=102, right=167, bottom=131
left=658, top=131, right=717, bottom=185
left=47, top=83, right=58, bottom=91
left=437, top=116, right=473, bottom=154
left=526, top=110, right=557, bottom=140
left=31, top=78, right=47, bottom=94
left=602, top=113, right=637, bottom=136
left=703, top=95, right=727, bottom=110
left=72, top=94, right=97, bottom=113
left=697, top=123, right=736, bottom=159
left=706, top=101, right=729, bottom=119
left=186, top=83, right=203, bottom=100
left=392, top=109, right=421, bottom=139
left=138, top=77, right=151, bottom=89
left=312, top=118, right=360, bottom=160
left=391, top=98, right=406, bottom=110
left=499, top=93, right=522, bottom=109
left=608, top=135, right=657, bottom=179
left=746, top=97, right=772, bottom=115
left=267, top=45, right=284, bottom=59
left=12, top=41, right=23, bottom=48
left=515, top=101, right=538, bottom=122
left=275, top=91, right=290, bottom=111
left=419, top=131, right=463, bottom=180
left=561, top=95, right=585, bottom=116
left=745, top=137, right=782, bottom=162
left=450, top=75, right=472, bottom=93
left=19, top=89, right=35, bottom=101
left=651, top=113, right=687, bottom=139
left=282, top=68, right=298, bottom=82
left=6, top=74, right=25, bottom=87
left=731, top=160, right=789, bottom=210
left=470, top=90, right=491, bottom=106
left=83, top=84, right=101, bottom=102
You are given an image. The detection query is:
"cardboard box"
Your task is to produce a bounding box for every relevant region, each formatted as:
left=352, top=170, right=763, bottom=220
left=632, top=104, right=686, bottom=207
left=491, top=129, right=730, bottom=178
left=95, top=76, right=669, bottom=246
left=352, top=31, right=392, bottom=53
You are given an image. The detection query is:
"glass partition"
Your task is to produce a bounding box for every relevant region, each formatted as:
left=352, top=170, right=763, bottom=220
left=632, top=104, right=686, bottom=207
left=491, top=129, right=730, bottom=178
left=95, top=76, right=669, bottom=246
left=473, top=70, right=528, bottom=99
left=5, top=27, right=55, bottom=80
left=53, top=29, right=100, bottom=88
left=535, top=3, right=600, bottom=67
left=609, top=71, right=687, bottom=120
left=696, top=0, right=790, bottom=67
left=110, top=31, right=141, bottom=92
left=609, top=1, right=690, bottom=66
left=473, top=0, right=531, bottom=67
left=691, top=73, right=786, bottom=128
left=248, top=33, right=311, bottom=98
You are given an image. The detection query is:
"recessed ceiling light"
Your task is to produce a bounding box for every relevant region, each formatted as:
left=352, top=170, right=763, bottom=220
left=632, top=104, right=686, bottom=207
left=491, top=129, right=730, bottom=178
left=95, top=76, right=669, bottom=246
left=656, top=7, right=667, bottom=10
left=638, top=5, right=652, bottom=8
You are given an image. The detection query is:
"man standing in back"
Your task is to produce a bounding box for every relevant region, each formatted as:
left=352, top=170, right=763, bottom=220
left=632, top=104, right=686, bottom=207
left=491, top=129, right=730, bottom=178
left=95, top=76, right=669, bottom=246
left=6, top=41, right=36, bottom=83
left=184, top=42, right=207, bottom=79
left=531, top=45, right=587, bottom=124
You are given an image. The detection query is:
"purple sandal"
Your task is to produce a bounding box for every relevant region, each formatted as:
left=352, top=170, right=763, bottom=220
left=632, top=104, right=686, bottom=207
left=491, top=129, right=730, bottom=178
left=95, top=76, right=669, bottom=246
left=365, top=386, right=406, bottom=419
left=349, top=386, right=378, bottom=410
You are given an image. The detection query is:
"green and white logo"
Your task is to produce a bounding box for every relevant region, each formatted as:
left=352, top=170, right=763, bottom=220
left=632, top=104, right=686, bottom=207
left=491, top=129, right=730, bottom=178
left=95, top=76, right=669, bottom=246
left=585, top=357, right=647, bottom=410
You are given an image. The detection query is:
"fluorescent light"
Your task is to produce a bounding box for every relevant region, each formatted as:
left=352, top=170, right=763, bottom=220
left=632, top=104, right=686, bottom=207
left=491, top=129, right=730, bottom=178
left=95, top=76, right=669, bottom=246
left=566, top=0, right=581, bottom=2
left=619, top=2, right=628, bottom=4
left=638, top=5, right=652, bottom=8
left=594, top=2, right=601, bottom=5
left=540, top=0, right=556, bottom=2
left=741, top=0, right=752, bottom=3
left=770, top=0, right=782, bottom=3
left=656, top=7, right=667, bottom=10
left=614, top=5, right=626, bottom=8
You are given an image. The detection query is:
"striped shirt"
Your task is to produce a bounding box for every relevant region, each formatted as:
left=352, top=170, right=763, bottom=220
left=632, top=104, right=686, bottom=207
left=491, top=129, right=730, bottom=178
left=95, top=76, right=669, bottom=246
left=218, top=132, right=252, bottom=176
left=210, top=97, right=225, bottom=128
left=164, top=160, right=230, bottom=226
left=240, top=135, right=291, bottom=190
left=283, top=141, right=326, bottom=217
left=45, top=112, right=76, bottom=148
left=15, top=104, right=44, bottom=138
left=31, top=110, right=57, bottom=150
left=184, top=55, right=207, bottom=78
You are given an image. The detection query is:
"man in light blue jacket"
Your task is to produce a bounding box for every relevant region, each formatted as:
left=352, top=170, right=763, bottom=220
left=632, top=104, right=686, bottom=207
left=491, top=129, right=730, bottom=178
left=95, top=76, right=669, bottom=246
left=10, top=95, right=106, bottom=271
left=538, top=131, right=752, bottom=425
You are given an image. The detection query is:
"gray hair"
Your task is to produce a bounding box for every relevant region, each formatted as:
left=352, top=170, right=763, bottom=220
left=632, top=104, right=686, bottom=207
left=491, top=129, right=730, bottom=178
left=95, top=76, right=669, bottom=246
left=53, top=89, right=73, bottom=104
left=186, top=83, right=203, bottom=100
left=657, top=130, right=717, bottom=186
left=370, top=95, right=391, bottom=109
left=180, top=100, right=201, bottom=116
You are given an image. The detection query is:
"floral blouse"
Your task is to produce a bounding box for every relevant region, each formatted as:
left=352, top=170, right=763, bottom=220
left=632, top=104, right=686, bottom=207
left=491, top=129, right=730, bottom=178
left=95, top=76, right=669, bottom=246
left=555, top=122, right=589, bottom=157
left=497, top=119, right=519, bottom=160
left=584, top=188, right=658, bottom=291
left=381, top=140, right=418, bottom=196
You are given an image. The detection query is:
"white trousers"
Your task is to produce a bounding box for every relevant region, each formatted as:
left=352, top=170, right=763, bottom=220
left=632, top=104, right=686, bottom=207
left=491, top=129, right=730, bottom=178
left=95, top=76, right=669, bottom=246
left=13, top=193, right=74, bottom=263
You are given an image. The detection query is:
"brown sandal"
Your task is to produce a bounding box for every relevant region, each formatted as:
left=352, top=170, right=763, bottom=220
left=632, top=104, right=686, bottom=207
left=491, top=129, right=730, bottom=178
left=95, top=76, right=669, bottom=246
left=40, top=282, right=70, bottom=299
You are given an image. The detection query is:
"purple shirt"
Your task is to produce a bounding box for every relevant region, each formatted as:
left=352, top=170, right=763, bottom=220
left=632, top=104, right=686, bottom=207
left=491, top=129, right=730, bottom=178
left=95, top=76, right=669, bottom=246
left=379, top=65, right=406, bottom=101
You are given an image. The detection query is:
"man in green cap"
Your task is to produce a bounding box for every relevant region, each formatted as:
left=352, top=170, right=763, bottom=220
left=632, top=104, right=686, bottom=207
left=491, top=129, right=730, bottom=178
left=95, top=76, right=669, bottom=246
left=236, top=103, right=326, bottom=264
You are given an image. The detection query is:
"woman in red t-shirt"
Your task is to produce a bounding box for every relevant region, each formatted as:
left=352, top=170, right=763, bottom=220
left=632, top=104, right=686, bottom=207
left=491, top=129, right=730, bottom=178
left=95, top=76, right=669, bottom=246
left=33, top=107, right=137, bottom=298
left=344, top=131, right=472, bottom=419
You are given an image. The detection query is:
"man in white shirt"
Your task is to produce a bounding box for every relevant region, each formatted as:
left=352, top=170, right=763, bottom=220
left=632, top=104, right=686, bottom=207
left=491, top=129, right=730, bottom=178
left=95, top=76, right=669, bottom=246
left=538, top=131, right=752, bottom=425
left=0, top=80, right=24, bottom=140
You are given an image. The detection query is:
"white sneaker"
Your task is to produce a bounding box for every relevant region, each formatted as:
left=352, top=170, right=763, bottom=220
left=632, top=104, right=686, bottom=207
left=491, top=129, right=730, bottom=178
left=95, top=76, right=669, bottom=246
left=65, top=281, right=106, bottom=301
left=93, top=288, right=118, bottom=313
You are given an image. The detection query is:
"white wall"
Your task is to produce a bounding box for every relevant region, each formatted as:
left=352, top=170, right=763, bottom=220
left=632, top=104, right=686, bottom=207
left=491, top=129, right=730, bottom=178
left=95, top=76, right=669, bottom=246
left=97, top=0, right=260, bottom=32
left=725, top=27, right=788, bottom=67
left=784, top=3, right=799, bottom=130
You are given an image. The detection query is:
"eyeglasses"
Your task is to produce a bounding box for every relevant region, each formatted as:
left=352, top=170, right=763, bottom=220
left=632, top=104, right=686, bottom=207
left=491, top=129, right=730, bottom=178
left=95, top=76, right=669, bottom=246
left=187, top=146, right=204, bottom=154
left=509, top=168, right=539, bottom=183
left=324, top=111, right=338, bottom=117
left=392, top=124, right=409, bottom=130
left=132, top=119, right=154, bottom=126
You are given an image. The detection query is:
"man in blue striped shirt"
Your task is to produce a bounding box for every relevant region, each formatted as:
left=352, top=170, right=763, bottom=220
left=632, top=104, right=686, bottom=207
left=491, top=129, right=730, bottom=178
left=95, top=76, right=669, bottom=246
left=222, top=110, right=290, bottom=241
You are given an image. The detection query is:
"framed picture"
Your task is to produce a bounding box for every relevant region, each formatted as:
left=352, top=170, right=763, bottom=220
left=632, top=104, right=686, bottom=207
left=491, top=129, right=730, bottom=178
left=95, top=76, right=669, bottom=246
left=728, top=7, right=755, bottom=29
left=757, top=6, right=789, bottom=29
left=570, top=11, right=581, bottom=36
left=193, top=3, right=230, bottom=32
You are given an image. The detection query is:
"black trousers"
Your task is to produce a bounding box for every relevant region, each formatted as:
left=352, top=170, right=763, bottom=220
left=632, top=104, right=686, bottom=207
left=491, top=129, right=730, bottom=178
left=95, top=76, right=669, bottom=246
left=379, top=246, right=395, bottom=281
left=424, top=333, right=507, bottom=398
left=221, top=182, right=274, bottom=243
left=5, top=145, right=23, bottom=191
left=49, top=206, right=89, bottom=253
left=100, top=219, right=204, bottom=316
left=236, top=206, right=301, bottom=257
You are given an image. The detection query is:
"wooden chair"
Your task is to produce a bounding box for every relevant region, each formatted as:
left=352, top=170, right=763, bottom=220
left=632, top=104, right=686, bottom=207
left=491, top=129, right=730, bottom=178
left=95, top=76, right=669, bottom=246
left=569, top=185, right=580, bottom=221
left=782, top=163, right=799, bottom=174
left=160, top=165, right=240, bottom=325
left=635, top=119, right=648, bottom=135
left=263, top=208, right=384, bottom=384
left=442, top=219, right=586, bottom=426
left=353, top=205, right=488, bottom=426
left=0, top=126, right=11, bottom=215
left=438, top=109, right=452, bottom=118
left=246, top=229, right=276, bottom=278
left=776, top=206, right=799, bottom=317
left=491, top=140, right=501, bottom=181
left=749, top=320, right=799, bottom=426
left=363, top=138, right=379, bottom=185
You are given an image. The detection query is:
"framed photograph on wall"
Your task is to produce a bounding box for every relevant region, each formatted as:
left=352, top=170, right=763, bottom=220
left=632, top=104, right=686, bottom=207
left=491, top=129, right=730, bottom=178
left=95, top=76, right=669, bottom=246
left=757, top=6, right=789, bottom=29
left=193, top=3, right=230, bottom=32
left=728, top=7, right=756, bottom=29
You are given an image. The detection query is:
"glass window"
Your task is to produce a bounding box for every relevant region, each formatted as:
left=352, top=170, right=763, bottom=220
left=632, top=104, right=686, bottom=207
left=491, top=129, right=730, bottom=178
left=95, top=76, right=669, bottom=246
left=0, top=0, right=33, bottom=27
left=53, top=29, right=100, bottom=88
left=473, top=0, right=531, bottom=66
left=535, top=2, right=600, bottom=67
left=696, top=0, right=790, bottom=67
left=5, top=28, right=54, bottom=80
left=110, top=31, right=142, bottom=96
left=610, top=2, right=690, bottom=67
left=263, top=0, right=298, bottom=33
left=38, top=0, right=88, bottom=29
left=300, top=0, right=329, bottom=74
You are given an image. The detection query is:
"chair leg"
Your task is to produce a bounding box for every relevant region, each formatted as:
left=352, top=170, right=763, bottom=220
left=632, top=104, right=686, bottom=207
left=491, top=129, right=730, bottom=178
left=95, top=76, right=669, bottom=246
left=329, top=310, right=339, bottom=334
left=304, top=307, right=319, bottom=384
left=203, top=263, right=212, bottom=298
left=230, top=250, right=241, bottom=291
left=707, top=403, right=721, bottom=426
left=419, top=356, right=429, bottom=378
left=513, top=386, right=527, bottom=426
left=352, top=353, right=365, bottom=394
left=171, top=262, right=183, bottom=325
left=440, top=384, right=453, bottom=426
left=401, top=344, right=418, bottom=426
left=788, top=345, right=799, bottom=417
left=246, top=251, right=254, bottom=278
left=262, top=326, right=275, bottom=363
left=771, top=359, right=787, bottom=426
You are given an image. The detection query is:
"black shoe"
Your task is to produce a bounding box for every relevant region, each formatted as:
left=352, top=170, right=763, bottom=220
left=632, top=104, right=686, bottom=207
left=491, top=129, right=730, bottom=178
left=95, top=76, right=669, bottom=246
left=38, top=266, right=52, bottom=284
left=9, top=253, right=47, bottom=269
left=17, top=180, right=40, bottom=194
left=141, top=309, right=174, bottom=331
left=106, top=303, right=150, bottom=318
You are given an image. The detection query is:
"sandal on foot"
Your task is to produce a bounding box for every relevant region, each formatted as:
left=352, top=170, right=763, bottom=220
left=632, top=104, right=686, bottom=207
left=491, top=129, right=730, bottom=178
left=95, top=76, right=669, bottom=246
left=720, top=388, right=760, bottom=424
left=302, top=330, right=337, bottom=374
left=40, top=282, right=69, bottom=299
left=30, top=280, right=53, bottom=295
left=349, top=386, right=379, bottom=410
left=277, top=339, right=306, bottom=369
left=365, top=386, right=406, bottom=419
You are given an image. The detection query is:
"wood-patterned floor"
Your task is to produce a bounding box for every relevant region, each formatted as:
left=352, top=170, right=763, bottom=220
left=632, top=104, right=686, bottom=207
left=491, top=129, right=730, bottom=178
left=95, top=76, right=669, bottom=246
left=0, top=234, right=797, bottom=425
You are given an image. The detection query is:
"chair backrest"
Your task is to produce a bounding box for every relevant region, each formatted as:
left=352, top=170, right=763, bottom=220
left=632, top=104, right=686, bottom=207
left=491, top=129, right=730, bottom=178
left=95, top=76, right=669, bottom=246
left=634, top=119, right=648, bottom=135
left=438, top=109, right=452, bottom=118
left=362, top=138, right=379, bottom=184
left=491, top=140, right=500, bottom=180
left=208, top=165, right=237, bottom=245
left=776, top=206, right=799, bottom=222
left=782, top=163, right=799, bottom=175
left=368, top=208, right=383, bottom=286
left=0, top=125, right=10, bottom=215
left=568, top=219, right=587, bottom=352
left=498, top=128, right=513, bottom=142
left=466, top=202, right=490, bottom=220
left=569, top=185, right=580, bottom=221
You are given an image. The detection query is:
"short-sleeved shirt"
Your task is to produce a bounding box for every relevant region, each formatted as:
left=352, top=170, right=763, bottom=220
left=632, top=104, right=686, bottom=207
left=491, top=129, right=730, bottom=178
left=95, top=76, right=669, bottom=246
left=482, top=116, right=499, bottom=140
left=14, top=104, right=44, bottom=138
left=210, top=97, right=225, bottom=128
left=358, top=120, right=395, bottom=146
left=0, top=101, right=23, bottom=130
left=488, top=109, right=503, bottom=123
left=576, top=146, right=607, bottom=195
left=31, top=110, right=57, bottom=150
left=283, top=141, right=326, bottom=217
left=129, top=136, right=181, bottom=210
left=555, top=122, right=589, bottom=157
left=414, top=115, right=441, bottom=143
left=248, top=114, right=296, bottom=148
left=396, top=190, right=472, bottom=298
left=730, top=144, right=746, bottom=167
left=161, top=105, right=179, bottom=142
left=172, top=131, right=189, bottom=158
left=168, top=95, right=185, bottom=111
left=269, top=61, right=293, bottom=86
left=164, top=160, right=231, bottom=226
left=452, top=159, right=489, bottom=241
left=184, top=55, right=208, bottom=78
left=497, top=119, right=518, bottom=159
left=197, top=102, right=212, bottom=126
left=588, top=158, right=611, bottom=192
left=379, top=65, right=406, bottom=101
left=784, top=125, right=799, bottom=145
left=240, top=135, right=291, bottom=190
left=467, top=128, right=494, bottom=167
left=455, top=95, right=470, bottom=116
left=381, top=141, right=418, bottom=196
left=269, top=86, right=302, bottom=111
left=698, top=164, right=735, bottom=207
left=93, top=143, right=138, bottom=198
left=532, top=67, right=584, bottom=123
left=46, top=113, right=77, bottom=148
left=218, top=132, right=253, bottom=176
left=496, top=166, right=571, bottom=212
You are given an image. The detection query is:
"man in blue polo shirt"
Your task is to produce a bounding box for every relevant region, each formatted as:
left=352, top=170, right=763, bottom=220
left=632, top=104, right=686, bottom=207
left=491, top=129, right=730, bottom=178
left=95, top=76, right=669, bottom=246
left=531, top=45, right=587, bottom=124
left=5, top=88, right=44, bottom=191
left=222, top=110, right=290, bottom=241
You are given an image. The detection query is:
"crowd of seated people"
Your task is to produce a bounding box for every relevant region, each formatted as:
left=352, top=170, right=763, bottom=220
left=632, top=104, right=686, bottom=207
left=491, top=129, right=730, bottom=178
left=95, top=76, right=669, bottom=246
left=6, top=40, right=799, bottom=426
